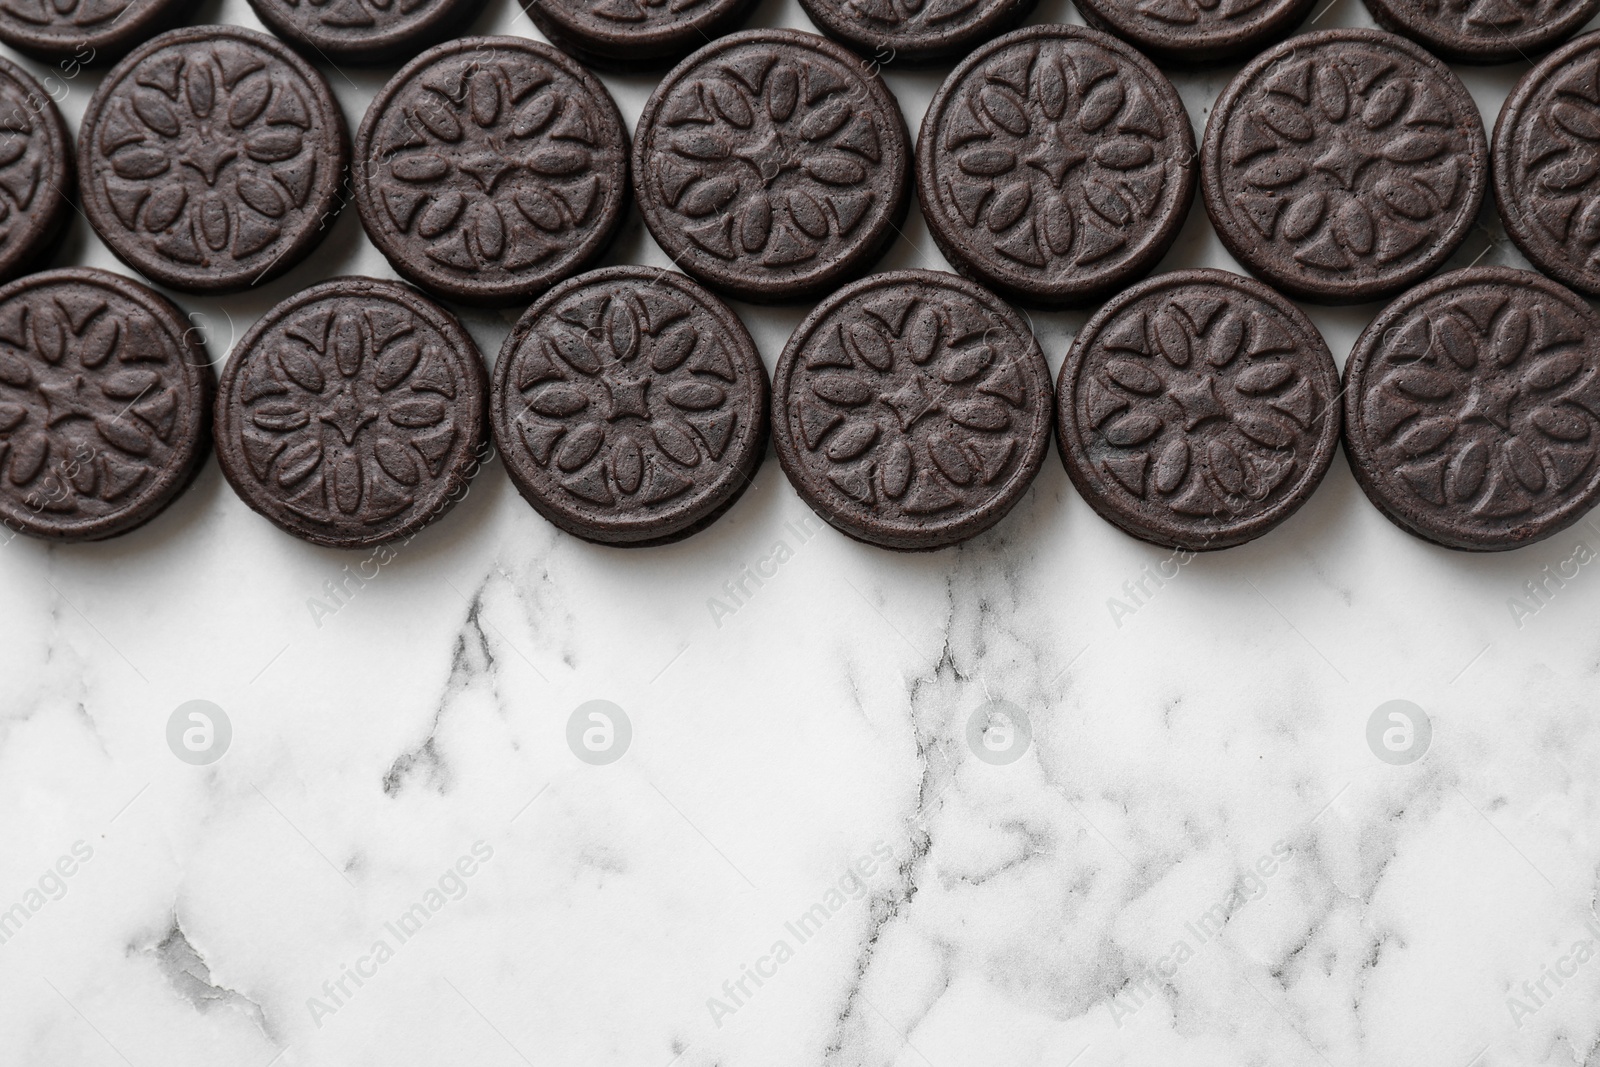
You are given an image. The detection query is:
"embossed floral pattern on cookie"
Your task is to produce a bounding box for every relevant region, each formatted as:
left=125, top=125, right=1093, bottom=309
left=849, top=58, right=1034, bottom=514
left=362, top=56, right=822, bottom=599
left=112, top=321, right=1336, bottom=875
left=79, top=27, right=347, bottom=294
left=773, top=270, right=1052, bottom=550
left=215, top=278, right=487, bottom=548
left=1344, top=267, right=1600, bottom=550
left=1059, top=269, right=1339, bottom=550
left=492, top=267, right=768, bottom=545
left=1495, top=36, right=1600, bottom=298
left=0, top=269, right=212, bottom=541
left=355, top=37, right=629, bottom=307
left=636, top=31, right=911, bottom=303
left=1202, top=29, right=1485, bottom=304
left=919, top=26, right=1194, bottom=308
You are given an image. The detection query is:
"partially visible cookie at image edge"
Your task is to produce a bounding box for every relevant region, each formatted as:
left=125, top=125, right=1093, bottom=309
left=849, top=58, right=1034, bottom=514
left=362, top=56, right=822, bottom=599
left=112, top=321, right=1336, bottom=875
left=0, top=268, right=213, bottom=542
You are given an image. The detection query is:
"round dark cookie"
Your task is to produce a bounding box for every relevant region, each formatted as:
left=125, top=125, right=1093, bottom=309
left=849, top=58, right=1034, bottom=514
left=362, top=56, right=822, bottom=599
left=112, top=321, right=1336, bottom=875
left=519, top=0, right=758, bottom=69
left=0, top=268, right=213, bottom=542
left=0, top=0, right=195, bottom=64
left=1057, top=268, right=1339, bottom=551
left=1071, top=0, right=1314, bottom=64
left=1201, top=29, right=1486, bottom=306
left=354, top=37, right=630, bottom=309
left=1343, top=267, right=1600, bottom=551
left=78, top=26, right=348, bottom=296
left=772, top=270, right=1052, bottom=551
left=917, top=25, right=1196, bottom=310
left=0, top=57, right=74, bottom=287
left=1494, top=34, right=1600, bottom=299
left=246, top=0, right=490, bottom=65
left=797, top=0, right=1037, bottom=66
left=214, top=277, right=488, bottom=549
left=1362, top=0, right=1595, bottom=64
left=634, top=30, right=912, bottom=305
left=491, top=267, right=768, bottom=546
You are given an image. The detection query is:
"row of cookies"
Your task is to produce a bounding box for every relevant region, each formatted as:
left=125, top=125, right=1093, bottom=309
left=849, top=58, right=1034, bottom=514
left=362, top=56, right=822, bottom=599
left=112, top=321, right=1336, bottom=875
left=5, top=259, right=1593, bottom=556
left=4, top=21, right=1588, bottom=319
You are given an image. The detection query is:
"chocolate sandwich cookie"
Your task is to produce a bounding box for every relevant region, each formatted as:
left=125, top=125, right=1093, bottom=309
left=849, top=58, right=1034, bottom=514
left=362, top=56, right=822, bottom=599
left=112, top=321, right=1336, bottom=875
left=797, top=0, right=1036, bottom=65
left=246, top=0, right=489, bottom=65
left=0, top=57, right=74, bottom=287
left=79, top=27, right=348, bottom=295
left=214, top=278, right=488, bottom=549
left=1495, top=35, right=1600, bottom=298
left=0, top=269, right=213, bottom=542
left=354, top=37, right=629, bottom=308
left=1201, top=29, right=1486, bottom=306
left=1071, top=0, right=1314, bottom=64
left=1057, top=269, right=1339, bottom=551
left=634, top=30, right=912, bottom=304
left=0, top=0, right=194, bottom=64
left=1343, top=267, right=1600, bottom=551
left=492, top=268, right=767, bottom=546
left=1362, top=0, right=1595, bottom=64
left=772, top=270, right=1052, bottom=550
left=917, top=25, right=1195, bottom=309
left=519, top=0, right=758, bottom=69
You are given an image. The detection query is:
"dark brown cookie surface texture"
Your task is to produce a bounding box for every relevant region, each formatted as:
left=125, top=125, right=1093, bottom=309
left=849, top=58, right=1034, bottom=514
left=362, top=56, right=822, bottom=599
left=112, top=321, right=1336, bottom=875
left=0, top=57, right=74, bottom=286
left=0, top=0, right=193, bottom=63
left=1057, top=269, right=1339, bottom=550
left=1494, top=35, right=1600, bottom=299
left=246, top=0, right=489, bottom=65
left=1072, top=0, right=1314, bottom=63
left=1362, top=0, right=1595, bottom=64
left=493, top=268, right=767, bottom=546
left=797, top=0, right=1037, bottom=65
left=215, top=278, right=487, bottom=549
left=773, top=270, right=1052, bottom=551
left=520, top=0, right=757, bottom=68
left=917, top=26, right=1196, bottom=309
left=634, top=30, right=912, bottom=304
left=1201, top=29, right=1486, bottom=306
left=0, top=268, right=213, bottom=542
left=354, top=37, right=629, bottom=308
left=79, top=27, right=348, bottom=295
left=1343, top=267, right=1600, bottom=551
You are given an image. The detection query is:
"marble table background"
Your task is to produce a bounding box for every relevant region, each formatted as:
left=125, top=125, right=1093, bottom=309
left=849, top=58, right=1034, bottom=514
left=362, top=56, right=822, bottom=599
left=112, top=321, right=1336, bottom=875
left=3, top=0, right=1599, bottom=1063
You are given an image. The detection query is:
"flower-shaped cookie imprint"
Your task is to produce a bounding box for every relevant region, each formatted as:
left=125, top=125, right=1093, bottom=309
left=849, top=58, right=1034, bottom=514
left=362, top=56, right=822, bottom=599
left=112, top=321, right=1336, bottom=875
left=589, top=0, right=708, bottom=21
left=284, top=0, right=435, bottom=30
left=0, top=286, right=194, bottom=523
left=1079, top=291, right=1328, bottom=518
left=0, top=72, right=66, bottom=265
left=824, top=0, right=983, bottom=33
left=1506, top=47, right=1600, bottom=285
left=508, top=284, right=755, bottom=511
left=647, top=45, right=895, bottom=273
left=235, top=299, right=469, bottom=527
left=1217, top=40, right=1477, bottom=282
left=1133, top=0, right=1270, bottom=25
left=1362, top=289, right=1600, bottom=522
left=1, top=0, right=134, bottom=31
left=92, top=39, right=327, bottom=273
left=936, top=38, right=1178, bottom=279
left=793, top=289, right=1039, bottom=516
left=1389, top=0, right=1583, bottom=44
left=365, top=45, right=624, bottom=288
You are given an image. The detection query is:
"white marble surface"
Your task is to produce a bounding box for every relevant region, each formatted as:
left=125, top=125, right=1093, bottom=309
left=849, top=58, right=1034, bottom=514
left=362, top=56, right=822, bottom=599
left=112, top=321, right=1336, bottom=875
left=4, top=1, right=1600, bottom=1065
